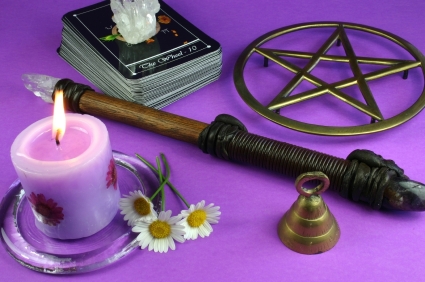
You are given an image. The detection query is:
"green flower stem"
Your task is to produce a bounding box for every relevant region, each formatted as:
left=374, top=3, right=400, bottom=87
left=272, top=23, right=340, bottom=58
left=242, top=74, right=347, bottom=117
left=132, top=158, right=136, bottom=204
left=147, top=157, right=170, bottom=207
left=136, top=154, right=158, bottom=173
left=160, top=154, right=190, bottom=208
left=148, top=171, right=169, bottom=202
left=156, top=157, right=165, bottom=211
left=135, top=153, right=190, bottom=208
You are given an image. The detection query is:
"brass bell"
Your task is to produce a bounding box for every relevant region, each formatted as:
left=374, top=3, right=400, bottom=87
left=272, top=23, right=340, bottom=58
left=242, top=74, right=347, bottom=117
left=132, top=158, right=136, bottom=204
left=278, top=171, right=340, bottom=254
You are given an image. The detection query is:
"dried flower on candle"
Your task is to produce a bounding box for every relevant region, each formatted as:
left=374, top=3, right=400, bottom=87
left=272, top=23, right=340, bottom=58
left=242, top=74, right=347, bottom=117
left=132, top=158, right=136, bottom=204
left=132, top=210, right=185, bottom=253
left=178, top=201, right=221, bottom=240
left=106, top=159, right=118, bottom=190
left=119, top=191, right=157, bottom=226
left=28, top=192, right=64, bottom=226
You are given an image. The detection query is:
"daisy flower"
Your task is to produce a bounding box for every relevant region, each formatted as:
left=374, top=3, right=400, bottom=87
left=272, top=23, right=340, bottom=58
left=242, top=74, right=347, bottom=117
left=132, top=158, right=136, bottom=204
left=178, top=200, right=221, bottom=240
left=132, top=210, right=185, bottom=253
left=119, top=190, right=157, bottom=226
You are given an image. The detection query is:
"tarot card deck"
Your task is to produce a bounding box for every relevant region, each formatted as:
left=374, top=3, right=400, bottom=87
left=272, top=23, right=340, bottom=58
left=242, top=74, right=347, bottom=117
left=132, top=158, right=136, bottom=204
left=58, top=1, right=222, bottom=109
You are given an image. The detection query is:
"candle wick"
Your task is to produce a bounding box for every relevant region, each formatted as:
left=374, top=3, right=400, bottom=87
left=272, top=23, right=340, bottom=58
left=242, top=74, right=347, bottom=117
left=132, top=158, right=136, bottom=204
left=55, top=130, right=61, bottom=146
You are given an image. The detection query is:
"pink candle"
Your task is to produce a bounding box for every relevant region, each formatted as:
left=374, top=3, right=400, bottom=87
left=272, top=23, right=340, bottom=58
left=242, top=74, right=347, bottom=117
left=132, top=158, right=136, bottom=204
left=10, top=113, right=120, bottom=239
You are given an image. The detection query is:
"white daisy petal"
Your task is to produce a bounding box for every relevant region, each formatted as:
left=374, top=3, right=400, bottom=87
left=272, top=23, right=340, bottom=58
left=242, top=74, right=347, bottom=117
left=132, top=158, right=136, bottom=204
left=207, top=212, right=221, bottom=218
left=171, top=228, right=186, bottom=236
left=195, top=201, right=202, bottom=209
left=141, top=235, right=153, bottom=249
left=207, top=218, right=219, bottom=224
left=136, top=231, right=151, bottom=243
left=137, top=235, right=148, bottom=246
left=158, top=211, right=166, bottom=220
left=176, top=224, right=185, bottom=230
left=158, top=240, right=163, bottom=253
left=171, top=233, right=185, bottom=243
left=163, top=238, right=169, bottom=253
left=158, top=238, right=164, bottom=253
left=168, top=236, right=175, bottom=250
left=198, top=224, right=209, bottom=237
left=204, top=221, right=213, bottom=232
left=132, top=226, right=144, bottom=233
left=191, top=233, right=198, bottom=240
left=189, top=229, right=198, bottom=240
left=153, top=239, right=163, bottom=253
left=183, top=230, right=190, bottom=239
left=168, top=215, right=182, bottom=225
left=206, top=206, right=221, bottom=213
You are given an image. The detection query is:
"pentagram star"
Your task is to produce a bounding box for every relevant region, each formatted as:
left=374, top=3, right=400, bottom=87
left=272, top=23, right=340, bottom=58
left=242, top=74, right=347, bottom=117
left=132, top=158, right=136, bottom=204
left=254, top=24, right=421, bottom=122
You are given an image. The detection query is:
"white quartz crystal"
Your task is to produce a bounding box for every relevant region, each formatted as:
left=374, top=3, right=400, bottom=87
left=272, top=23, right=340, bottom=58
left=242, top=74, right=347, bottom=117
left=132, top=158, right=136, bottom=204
left=111, top=0, right=160, bottom=44
left=22, top=73, right=59, bottom=103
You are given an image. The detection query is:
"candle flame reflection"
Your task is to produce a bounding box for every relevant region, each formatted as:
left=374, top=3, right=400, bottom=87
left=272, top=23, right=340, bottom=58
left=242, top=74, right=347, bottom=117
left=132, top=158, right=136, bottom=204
left=52, top=90, right=66, bottom=143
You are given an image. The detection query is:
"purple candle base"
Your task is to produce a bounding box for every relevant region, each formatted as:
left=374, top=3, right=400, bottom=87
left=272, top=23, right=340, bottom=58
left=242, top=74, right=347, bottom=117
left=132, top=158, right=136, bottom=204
left=11, top=114, right=120, bottom=240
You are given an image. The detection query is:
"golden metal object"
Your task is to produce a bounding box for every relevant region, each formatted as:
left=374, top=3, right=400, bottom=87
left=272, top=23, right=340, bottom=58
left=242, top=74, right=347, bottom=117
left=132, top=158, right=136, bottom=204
left=278, top=171, right=340, bottom=254
left=234, top=22, right=425, bottom=135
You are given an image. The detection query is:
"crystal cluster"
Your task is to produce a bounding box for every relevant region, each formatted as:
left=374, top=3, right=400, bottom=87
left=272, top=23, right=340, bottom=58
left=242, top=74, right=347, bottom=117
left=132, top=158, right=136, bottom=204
left=111, top=0, right=160, bottom=44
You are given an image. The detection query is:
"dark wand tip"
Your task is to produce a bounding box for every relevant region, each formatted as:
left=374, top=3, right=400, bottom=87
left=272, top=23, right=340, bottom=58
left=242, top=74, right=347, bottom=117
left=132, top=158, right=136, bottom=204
left=382, top=178, right=425, bottom=211
left=341, top=149, right=425, bottom=211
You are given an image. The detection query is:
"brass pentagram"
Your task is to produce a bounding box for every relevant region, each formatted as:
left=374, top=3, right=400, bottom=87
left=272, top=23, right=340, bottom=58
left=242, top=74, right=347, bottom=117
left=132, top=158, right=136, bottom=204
left=233, top=22, right=425, bottom=135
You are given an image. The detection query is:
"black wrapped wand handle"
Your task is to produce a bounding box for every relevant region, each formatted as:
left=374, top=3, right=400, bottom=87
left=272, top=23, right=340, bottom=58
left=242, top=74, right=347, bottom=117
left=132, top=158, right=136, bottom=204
left=53, top=79, right=425, bottom=211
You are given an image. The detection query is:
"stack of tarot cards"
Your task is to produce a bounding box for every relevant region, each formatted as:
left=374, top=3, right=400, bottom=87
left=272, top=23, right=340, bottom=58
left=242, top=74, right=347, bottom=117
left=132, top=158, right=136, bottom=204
left=58, top=1, right=222, bottom=109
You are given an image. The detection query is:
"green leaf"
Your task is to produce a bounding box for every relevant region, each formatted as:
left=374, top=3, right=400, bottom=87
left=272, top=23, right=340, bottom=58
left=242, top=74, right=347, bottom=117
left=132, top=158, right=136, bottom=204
left=99, top=34, right=121, bottom=41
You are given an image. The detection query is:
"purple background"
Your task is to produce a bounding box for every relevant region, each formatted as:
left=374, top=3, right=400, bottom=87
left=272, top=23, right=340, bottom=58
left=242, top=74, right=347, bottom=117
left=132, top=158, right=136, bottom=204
left=2, top=0, right=425, bottom=281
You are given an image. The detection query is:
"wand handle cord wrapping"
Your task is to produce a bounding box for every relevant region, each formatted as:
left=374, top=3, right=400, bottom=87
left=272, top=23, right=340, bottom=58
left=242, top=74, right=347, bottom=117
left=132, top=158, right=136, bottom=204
left=196, top=114, right=348, bottom=193
left=228, top=131, right=348, bottom=191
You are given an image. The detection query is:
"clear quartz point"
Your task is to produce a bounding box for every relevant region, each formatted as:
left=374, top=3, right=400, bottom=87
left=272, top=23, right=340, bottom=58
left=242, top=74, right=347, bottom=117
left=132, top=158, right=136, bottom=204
left=22, top=73, right=60, bottom=103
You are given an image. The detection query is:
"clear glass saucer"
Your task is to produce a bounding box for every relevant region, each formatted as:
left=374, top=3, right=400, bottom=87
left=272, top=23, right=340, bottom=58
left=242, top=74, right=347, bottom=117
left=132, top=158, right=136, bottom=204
left=0, top=151, right=159, bottom=274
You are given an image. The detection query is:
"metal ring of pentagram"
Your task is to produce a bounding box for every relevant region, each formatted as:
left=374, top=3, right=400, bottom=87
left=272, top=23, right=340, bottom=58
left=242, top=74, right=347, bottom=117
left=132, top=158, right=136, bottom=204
left=233, top=22, right=425, bottom=136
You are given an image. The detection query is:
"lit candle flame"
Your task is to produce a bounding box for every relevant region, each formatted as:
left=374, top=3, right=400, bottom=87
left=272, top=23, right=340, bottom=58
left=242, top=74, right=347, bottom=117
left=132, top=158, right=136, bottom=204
left=52, top=90, right=66, bottom=145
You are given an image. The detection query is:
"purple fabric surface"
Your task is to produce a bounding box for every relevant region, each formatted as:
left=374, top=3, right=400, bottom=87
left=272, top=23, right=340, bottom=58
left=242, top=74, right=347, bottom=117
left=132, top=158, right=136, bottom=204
left=1, top=0, right=425, bottom=281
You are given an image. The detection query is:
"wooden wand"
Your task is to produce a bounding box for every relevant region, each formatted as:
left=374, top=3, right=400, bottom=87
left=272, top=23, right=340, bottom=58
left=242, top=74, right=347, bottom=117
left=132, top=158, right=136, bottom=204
left=52, top=79, right=425, bottom=212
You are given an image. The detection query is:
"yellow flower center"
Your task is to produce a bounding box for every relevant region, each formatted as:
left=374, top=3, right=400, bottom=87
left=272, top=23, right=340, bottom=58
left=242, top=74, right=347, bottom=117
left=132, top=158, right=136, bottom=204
left=187, top=210, right=207, bottom=227
left=149, top=220, right=171, bottom=238
left=133, top=197, right=151, bottom=216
